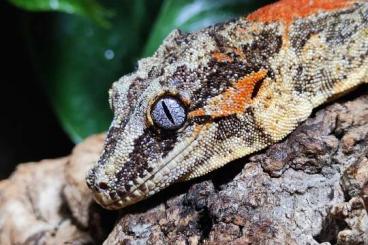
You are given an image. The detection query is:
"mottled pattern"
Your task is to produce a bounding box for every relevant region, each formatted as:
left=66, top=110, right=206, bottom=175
left=86, top=0, right=368, bottom=209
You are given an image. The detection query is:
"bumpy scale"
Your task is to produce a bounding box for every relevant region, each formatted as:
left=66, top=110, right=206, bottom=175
left=86, top=0, right=368, bottom=209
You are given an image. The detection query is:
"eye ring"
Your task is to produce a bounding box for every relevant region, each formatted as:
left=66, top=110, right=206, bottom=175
left=150, top=95, right=187, bottom=130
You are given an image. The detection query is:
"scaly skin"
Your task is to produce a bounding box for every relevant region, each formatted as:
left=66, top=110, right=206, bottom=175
left=86, top=0, right=368, bottom=209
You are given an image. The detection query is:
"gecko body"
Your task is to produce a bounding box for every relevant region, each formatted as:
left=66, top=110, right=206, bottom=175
left=86, top=0, right=368, bottom=209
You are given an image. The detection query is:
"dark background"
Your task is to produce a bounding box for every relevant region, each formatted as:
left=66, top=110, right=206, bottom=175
left=0, top=2, right=74, bottom=179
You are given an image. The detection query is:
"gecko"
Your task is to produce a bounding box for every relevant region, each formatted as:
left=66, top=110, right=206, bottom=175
left=86, top=0, right=368, bottom=210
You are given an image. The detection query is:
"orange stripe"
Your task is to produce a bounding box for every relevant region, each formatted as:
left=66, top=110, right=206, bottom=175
left=247, top=0, right=353, bottom=26
left=189, top=69, right=268, bottom=119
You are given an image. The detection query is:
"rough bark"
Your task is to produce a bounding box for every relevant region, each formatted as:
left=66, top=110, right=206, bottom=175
left=0, top=93, right=367, bottom=244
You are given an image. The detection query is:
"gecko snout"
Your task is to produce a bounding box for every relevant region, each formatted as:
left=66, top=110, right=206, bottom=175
left=86, top=164, right=151, bottom=209
left=86, top=169, right=118, bottom=209
left=86, top=168, right=105, bottom=193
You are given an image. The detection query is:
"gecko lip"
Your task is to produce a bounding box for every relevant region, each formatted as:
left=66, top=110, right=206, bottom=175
left=93, top=124, right=207, bottom=210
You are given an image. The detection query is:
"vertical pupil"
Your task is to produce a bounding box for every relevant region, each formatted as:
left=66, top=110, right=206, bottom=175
left=161, top=101, right=175, bottom=125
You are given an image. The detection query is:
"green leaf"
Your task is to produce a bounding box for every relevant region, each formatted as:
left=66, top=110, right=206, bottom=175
left=8, top=0, right=112, bottom=27
left=26, top=1, right=161, bottom=142
left=143, top=0, right=274, bottom=57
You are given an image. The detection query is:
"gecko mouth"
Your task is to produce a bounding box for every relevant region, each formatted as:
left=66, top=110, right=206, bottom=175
left=93, top=124, right=207, bottom=210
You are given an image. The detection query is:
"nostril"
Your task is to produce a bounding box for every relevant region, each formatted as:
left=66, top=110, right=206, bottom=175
left=98, top=182, right=109, bottom=190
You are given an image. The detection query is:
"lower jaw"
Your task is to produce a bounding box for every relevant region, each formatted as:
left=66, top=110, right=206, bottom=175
left=93, top=185, right=152, bottom=210
left=93, top=192, right=132, bottom=210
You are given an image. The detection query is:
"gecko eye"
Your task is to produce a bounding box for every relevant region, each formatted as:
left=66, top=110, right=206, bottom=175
left=151, top=96, right=187, bottom=130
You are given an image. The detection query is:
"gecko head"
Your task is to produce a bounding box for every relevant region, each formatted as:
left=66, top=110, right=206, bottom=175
left=86, top=28, right=275, bottom=209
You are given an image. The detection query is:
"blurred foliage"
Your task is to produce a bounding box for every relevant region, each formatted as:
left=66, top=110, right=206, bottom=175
left=23, top=1, right=161, bottom=142
left=7, top=0, right=112, bottom=27
left=9, top=0, right=273, bottom=142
